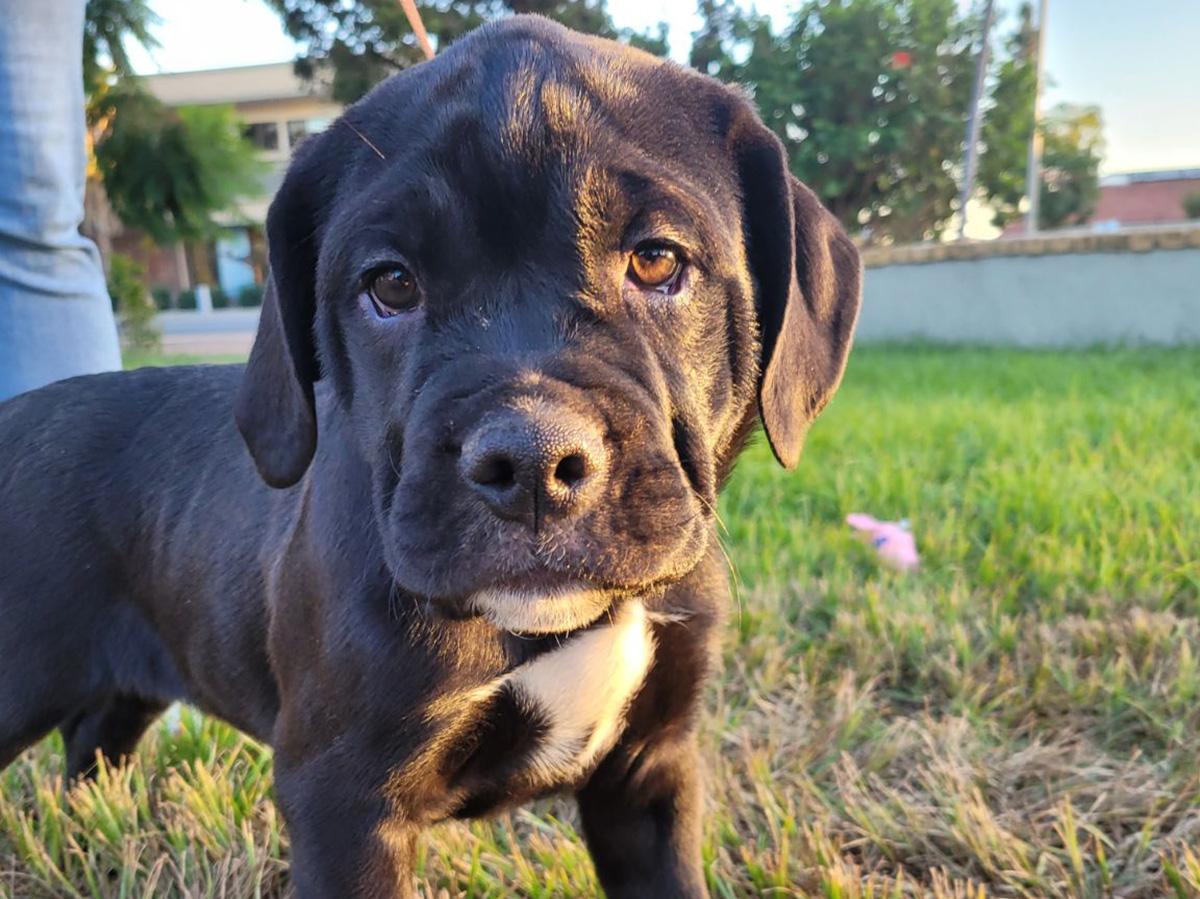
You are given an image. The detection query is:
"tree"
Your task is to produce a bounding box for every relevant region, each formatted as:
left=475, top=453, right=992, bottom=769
left=1037, top=103, right=1102, bottom=229
left=91, top=82, right=265, bottom=246
left=83, top=0, right=265, bottom=271
left=976, top=9, right=1104, bottom=232
left=692, top=0, right=979, bottom=242
left=978, top=2, right=1036, bottom=228
left=83, top=0, right=159, bottom=91
left=625, top=20, right=669, bottom=57
left=689, top=0, right=743, bottom=78
left=263, top=0, right=668, bottom=104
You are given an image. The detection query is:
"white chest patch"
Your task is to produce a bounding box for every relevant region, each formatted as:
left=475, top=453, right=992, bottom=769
left=495, top=600, right=654, bottom=783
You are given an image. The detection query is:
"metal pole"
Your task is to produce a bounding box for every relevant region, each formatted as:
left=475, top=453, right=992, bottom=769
left=958, top=0, right=997, bottom=240
left=1025, top=0, right=1050, bottom=233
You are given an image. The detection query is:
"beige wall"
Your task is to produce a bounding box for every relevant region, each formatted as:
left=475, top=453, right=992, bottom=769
left=143, top=62, right=332, bottom=106
left=227, top=96, right=344, bottom=221
left=234, top=96, right=345, bottom=164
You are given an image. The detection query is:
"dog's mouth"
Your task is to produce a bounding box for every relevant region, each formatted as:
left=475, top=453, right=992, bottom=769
left=389, top=503, right=712, bottom=635
left=418, top=569, right=638, bottom=635
left=465, top=579, right=614, bottom=635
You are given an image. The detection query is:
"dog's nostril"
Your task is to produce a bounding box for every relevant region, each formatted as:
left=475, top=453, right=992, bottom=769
left=461, top=409, right=607, bottom=524
left=473, top=455, right=515, bottom=488
left=554, top=453, right=588, bottom=488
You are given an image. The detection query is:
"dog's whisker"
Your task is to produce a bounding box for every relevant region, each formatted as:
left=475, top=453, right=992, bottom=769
left=694, top=491, right=729, bottom=536
left=341, top=119, right=387, bottom=160
left=713, top=531, right=744, bottom=631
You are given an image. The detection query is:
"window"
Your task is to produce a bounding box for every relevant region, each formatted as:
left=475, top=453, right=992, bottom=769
left=242, top=122, right=279, bottom=151
left=286, top=118, right=331, bottom=149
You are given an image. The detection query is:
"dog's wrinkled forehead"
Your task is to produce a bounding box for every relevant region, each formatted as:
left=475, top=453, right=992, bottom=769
left=377, top=17, right=725, bottom=158
left=324, top=18, right=741, bottom=262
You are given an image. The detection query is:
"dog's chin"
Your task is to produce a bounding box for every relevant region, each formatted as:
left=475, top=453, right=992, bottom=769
left=465, top=583, right=614, bottom=635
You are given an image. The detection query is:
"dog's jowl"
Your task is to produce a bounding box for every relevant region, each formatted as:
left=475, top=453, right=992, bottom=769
left=0, top=15, right=860, bottom=898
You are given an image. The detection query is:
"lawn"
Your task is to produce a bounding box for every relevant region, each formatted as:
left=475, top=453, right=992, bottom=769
left=2, top=346, right=1199, bottom=898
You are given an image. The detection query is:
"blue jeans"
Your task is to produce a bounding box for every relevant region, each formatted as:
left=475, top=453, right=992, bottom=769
left=0, top=0, right=122, bottom=402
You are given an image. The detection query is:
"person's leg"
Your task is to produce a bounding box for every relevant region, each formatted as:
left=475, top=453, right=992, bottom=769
left=0, top=0, right=122, bottom=403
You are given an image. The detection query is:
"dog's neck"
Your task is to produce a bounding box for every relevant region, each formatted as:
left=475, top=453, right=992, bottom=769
left=384, top=599, right=656, bottom=819
left=489, top=599, right=655, bottom=783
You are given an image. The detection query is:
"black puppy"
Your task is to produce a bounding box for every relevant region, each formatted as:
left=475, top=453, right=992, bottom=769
left=0, top=16, right=860, bottom=898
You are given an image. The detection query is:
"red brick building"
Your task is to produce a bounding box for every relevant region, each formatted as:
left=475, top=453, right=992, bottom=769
left=1091, top=168, right=1200, bottom=227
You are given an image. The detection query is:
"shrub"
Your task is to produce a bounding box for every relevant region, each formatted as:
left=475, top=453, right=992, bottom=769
left=107, top=253, right=160, bottom=351
left=211, top=287, right=230, bottom=309
left=237, top=283, right=264, bottom=307
left=1183, top=191, right=1200, bottom=221
left=150, top=286, right=173, bottom=311
left=176, top=288, right=197, bottom=310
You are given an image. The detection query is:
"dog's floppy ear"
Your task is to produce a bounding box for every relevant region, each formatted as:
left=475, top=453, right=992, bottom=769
left=234, top=135, right=328, bottom=488
left=733, top=118, right=863, bottom=469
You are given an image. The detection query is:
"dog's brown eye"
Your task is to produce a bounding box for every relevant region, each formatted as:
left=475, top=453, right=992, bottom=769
left=628, top=244, right=683, bottom=292
left=367, top=266, right=420, bottom=316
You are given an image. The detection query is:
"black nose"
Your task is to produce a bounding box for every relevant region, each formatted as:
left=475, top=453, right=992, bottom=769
left=460, top=405, right=608, bottom=528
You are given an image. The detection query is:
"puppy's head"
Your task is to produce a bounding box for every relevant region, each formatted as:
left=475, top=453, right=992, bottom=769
left=235, top=16, right=861, bottom=634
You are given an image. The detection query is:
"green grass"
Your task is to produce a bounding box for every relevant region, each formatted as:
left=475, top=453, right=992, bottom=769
left=3, top=345, right=1199, bottom=898
left=119, top=351, right=246, bottom=369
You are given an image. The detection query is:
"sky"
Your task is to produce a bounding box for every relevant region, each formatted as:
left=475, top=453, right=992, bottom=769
left=127, top=0, right=1200, bottom=176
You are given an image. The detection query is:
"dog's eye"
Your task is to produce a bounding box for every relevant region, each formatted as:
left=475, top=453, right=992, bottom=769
left=366, top=266, right=421, bottom=317
left=627, top=243, right=684, bottom=293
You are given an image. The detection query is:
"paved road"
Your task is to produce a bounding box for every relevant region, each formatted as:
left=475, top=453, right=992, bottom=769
left=156, top=309, right=259, bottom=356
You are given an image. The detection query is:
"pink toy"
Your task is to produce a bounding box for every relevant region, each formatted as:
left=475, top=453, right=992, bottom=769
left=846, top=514, right=919, bottom=571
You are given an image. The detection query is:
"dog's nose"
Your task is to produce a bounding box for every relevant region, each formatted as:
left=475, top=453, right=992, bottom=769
left=460, top=405, right=608, bottom=527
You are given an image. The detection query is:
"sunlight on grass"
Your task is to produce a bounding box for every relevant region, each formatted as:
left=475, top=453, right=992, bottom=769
left=4, top=345, right=1199, bottom=897
left=122, top=351, right=246, bottom=369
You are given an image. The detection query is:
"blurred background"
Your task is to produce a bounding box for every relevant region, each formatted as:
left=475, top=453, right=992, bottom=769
left=2, top=2, right=1198, bottom=897
left=83, top=0, right=1199, bottom=354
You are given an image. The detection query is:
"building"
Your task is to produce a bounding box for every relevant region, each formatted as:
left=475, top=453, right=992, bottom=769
left=1091, top=168, right=1200, bottom=228
left=998, top=167, right=1200, bottom=238
left=112, top=62, right=344, bottom=303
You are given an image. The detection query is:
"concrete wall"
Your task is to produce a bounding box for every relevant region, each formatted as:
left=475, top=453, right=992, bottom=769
left=857, top=226, right=1200, bottom=346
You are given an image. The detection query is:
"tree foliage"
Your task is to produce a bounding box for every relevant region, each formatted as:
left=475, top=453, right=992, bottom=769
left=975, top=6, right=1102, bottom=232
left=693, top=0, right=1106, bottom=240
left=263, top=0, right=668, bottom=103
left=83, top=0, right=159, bottom=92
left=84, top=1, right=265, bottom=248
left=689, top=0, right=743, bottom=77
left=693, top=0, right=979, bottom=242
left=1037, top=103, right=1103, bottom=230
left=91, top=82, right=264, bottom=245
left=978, top=2, right=1036, bottom=228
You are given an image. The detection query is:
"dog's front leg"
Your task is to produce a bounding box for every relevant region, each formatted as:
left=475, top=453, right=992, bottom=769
left=577, top=736, right=708, bottom=899
left=275, top=764, right=418, bottom=899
